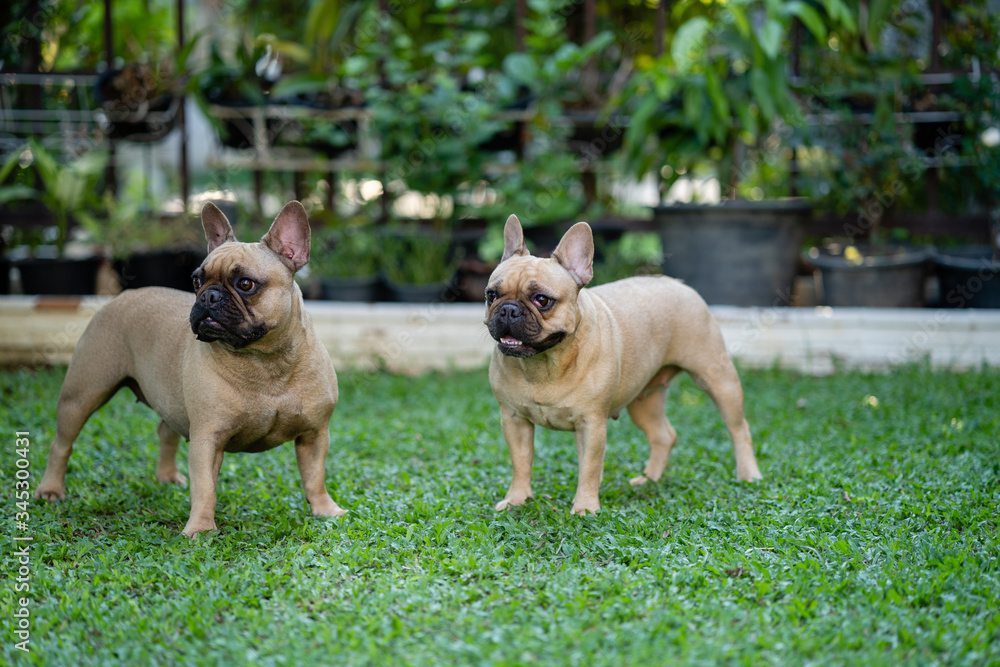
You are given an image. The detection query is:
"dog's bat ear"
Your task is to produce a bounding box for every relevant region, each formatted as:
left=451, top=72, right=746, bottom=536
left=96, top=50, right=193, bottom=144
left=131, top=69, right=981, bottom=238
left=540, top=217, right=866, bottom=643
left=201, top=202, right=237, bottom=253
left=262, top=200, right=311, bottom=272
left=501, top=214, right=529, bottom=263
left=551, top=222, right=594, bottom=287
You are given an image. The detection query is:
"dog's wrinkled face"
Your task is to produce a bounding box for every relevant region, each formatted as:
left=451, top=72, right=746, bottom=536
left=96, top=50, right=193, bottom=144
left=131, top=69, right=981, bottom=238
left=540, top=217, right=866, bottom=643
left=485, top=215, right=594, bottom=358
left=189, top=244, right=291, bottom=348
left=189, top=201, right=311, bottom=349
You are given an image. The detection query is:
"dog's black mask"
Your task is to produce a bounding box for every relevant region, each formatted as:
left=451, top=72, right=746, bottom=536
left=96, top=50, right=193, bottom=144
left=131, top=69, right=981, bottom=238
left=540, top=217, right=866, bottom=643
left=189, top=281, right=268, bottom=349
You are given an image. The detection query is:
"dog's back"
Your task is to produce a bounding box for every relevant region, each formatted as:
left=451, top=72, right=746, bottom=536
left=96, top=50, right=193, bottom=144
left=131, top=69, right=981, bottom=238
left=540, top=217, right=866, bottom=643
left=588, top=275, right=724, bottom=368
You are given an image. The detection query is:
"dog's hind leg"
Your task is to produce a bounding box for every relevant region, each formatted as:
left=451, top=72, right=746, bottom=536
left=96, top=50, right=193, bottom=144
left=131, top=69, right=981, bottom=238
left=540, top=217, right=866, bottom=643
left=35, top=308, right=132, bottom=501
left=687, top=360, right=762, bottom=482
left=155, top=421, right=187, bottom=485
left=627, top=386, right=678, bottom=487
left=628, top=365, right=682, bottom=486
left=35, top=363, right=127, bottom=500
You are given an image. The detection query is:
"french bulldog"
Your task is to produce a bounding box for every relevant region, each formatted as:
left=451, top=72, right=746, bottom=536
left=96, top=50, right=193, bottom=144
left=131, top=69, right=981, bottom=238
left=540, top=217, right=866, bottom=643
left=35, top=201, right=346, bottom=537
left=485, top=215, right=762, bottom=515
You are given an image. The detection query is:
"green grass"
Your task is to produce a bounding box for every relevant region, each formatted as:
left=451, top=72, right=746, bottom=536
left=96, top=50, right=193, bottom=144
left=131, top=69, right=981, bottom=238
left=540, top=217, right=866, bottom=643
left=1, top=364, right=998, bottom=666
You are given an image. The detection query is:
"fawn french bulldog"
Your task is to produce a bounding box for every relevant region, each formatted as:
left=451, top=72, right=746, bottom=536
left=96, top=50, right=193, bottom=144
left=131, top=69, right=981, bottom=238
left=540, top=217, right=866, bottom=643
left=35, top=201, right=346, bottom=537
left=485, top=215, right=761, bottom=514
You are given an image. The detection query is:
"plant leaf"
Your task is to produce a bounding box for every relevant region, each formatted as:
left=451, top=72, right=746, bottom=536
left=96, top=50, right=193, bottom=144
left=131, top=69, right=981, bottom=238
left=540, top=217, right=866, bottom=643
left=0, top=184, right=37, bottom=206
left=758, top=19, right=785, bottom=60
left=750, top=68, right=777, bottom=121
left=270, top=73, right=331, bottom=99
left=0, top=145, right=26, bottom=184
left=671, top=16, right=711, bottom=74
left=705, top=66, right=730, bottom=128
left=782, top=2, right=828, bottom=42
left=822, top=0, right=858, bottom=33
left=503, top=53, right=538, bottom=86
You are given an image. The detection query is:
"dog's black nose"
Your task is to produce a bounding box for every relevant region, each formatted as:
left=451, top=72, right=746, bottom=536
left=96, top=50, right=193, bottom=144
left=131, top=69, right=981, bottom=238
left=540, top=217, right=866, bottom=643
left=498, top=302, right=522, bottom=322
left=199, top=286, right=223, bottom=306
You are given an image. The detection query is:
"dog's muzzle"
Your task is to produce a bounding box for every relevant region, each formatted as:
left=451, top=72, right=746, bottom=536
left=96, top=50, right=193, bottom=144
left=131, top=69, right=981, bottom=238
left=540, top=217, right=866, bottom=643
left=488, top=300, right=564, bottom=357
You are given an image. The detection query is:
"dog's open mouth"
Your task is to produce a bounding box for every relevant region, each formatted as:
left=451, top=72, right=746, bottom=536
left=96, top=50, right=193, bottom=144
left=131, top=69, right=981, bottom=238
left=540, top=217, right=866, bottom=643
left=496, top=332, right=564, bottom=357
left=497, top=335, right=534, bottom=356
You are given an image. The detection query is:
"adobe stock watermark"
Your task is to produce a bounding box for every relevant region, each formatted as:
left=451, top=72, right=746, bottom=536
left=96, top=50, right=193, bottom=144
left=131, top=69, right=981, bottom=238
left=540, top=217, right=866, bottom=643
left=11, top=430, right=33, bottom=653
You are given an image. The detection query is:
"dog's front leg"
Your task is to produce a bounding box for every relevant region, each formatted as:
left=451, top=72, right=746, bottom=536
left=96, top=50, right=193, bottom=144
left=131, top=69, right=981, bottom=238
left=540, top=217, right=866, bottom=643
left=182, top=435, right=225, bottom=538
left=495, top=407, right=535, bottom=511
left=571, top=417, right=607, bottom=515
left=294, top=428, right=347, bottom=518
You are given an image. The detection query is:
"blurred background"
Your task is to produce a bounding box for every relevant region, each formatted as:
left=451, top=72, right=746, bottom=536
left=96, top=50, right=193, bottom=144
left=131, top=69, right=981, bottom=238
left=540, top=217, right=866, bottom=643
left=0, top=0, right=998, bottom=307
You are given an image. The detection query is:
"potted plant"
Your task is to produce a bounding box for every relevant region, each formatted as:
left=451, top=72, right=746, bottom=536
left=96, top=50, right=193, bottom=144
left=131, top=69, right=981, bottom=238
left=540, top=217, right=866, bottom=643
left=0, top=150, right=39, bottom=294
left=496, top=14, right=618, bottom=158
left=379, top=225, right=462, bottom=303
left=803, top=104, right=934, bottom=308
left=77, top=171, right=204, bottom=292
left=94, top=62, right=181, bottom=143
left=476, top=149, right=592, bottom=254
left=259, top=0, right=367, bottom=157
left=3, top=141, right=109, bottom=295
left=613, top=0, right=856, bottom=306
left=930, top=2, right=1000, bottom=308
left=309, top=223, right=381, bottom=302
left=190, top=40, right=276, bottom=150
left=797, top=4, right=951, bottom=308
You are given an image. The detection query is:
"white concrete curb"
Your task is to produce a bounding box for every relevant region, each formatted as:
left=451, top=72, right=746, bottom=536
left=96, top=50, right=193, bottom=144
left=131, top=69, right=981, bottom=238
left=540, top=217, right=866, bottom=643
left=2, top=295, right=998, bottom=374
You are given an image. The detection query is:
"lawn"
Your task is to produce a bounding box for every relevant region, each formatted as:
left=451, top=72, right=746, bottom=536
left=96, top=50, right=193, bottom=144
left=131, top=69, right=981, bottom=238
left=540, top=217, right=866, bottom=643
left=1, top=364, right=998, bottom=665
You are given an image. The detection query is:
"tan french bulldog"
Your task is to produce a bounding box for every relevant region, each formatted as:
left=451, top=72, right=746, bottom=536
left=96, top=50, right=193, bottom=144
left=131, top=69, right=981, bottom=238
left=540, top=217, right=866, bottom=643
left=485, top=215, right=762, bottom=515
left=35, top=201, right=346, bottom=537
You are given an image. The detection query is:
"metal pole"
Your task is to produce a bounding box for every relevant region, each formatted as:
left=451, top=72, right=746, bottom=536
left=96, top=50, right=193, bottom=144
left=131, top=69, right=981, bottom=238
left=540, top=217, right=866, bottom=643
left=177, top=0, right=189, bottom=211
left=104, top=0, right=117, bottom=195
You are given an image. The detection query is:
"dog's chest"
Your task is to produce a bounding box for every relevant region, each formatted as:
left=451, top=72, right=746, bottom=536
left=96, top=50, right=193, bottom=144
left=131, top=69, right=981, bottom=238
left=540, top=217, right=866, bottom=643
left=224, top=393, right=328, bottom=453
left=510, top=397, right=577, bottom=431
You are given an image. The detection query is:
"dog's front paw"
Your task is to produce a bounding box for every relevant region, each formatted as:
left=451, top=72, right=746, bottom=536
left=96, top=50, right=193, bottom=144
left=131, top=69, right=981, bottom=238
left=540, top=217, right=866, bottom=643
left=570, top=497, right=600, bottom=515
left=181, top=519, right=218, bottom=539
left=495, top=484, right=533, bottom=511
left=156, top=470, right=187, bottom=486
left=494, top=495, right=531, bottom=512
left=310, top=495, right=348, bottom=518
left=736, top=462, right=763, bottom=482
left=34, top=485, right=66, bottom=501
left=629, top=474, right=650, bottom=487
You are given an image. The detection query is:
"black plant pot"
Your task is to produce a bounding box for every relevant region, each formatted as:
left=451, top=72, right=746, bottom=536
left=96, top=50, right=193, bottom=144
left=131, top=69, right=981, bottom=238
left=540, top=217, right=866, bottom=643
left=808, top=245, right=932, bottom=308
left=0, top=257, right=10, bottom=294
left=17, top=257, right=104, bottom=295
left=654, top=200, right=809, bottom=307
left=564, top=110, right=624, bottom=158
left=933, top=245, right=1000, bottom=308
left=116, top=250, right=206, bottom=292
left=319, top=275, right=381, bottom=302
left=457, top=258, right=497, bottom=303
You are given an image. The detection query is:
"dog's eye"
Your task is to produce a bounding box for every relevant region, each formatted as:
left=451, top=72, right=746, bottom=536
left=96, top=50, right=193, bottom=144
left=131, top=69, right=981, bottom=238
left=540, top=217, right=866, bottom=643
left=533, top=294, right=553, bottom=309
left=485, top=289, right=498, bottom=304
left=236, top=278, right=256, bottom=292
left=192, top=275, right=202, bottom=290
